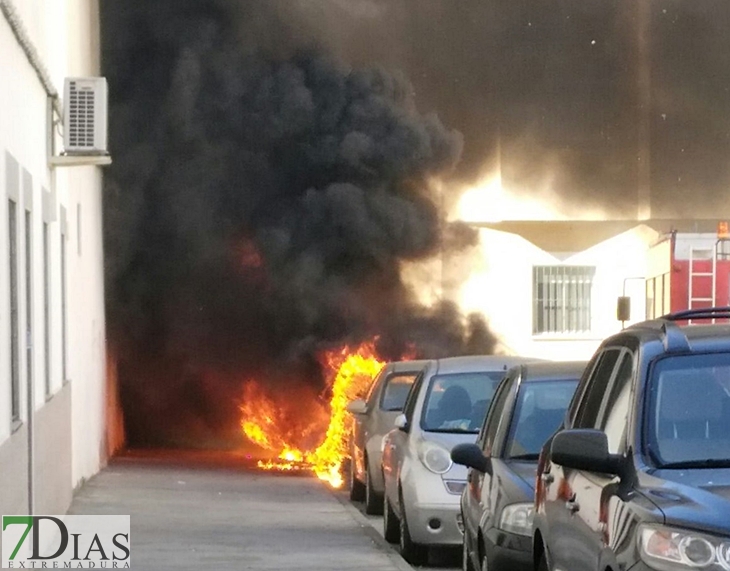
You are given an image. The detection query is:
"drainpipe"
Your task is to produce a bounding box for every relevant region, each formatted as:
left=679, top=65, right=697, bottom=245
left=26, top=322, right=34, bottom=517
left=0, top=0, right=62, bottom=114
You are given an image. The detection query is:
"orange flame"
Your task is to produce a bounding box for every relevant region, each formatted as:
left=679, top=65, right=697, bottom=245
left=237, top=240, right=263, bottom=269
left=239, top=342, right=384, bottom=487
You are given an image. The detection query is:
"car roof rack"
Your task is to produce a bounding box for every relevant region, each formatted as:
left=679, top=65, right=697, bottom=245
left=627, top=317, right=694, bottom=353
left=660, top=307, right=730, bottom=321
left=628, top=307, right=730, bottom=353
left=627, top=307, right=730, bottom=352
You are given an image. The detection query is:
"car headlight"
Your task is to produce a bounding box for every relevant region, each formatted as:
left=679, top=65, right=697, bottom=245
left=639, top=524, right=730, bottom=570
left=498, top=503, right=534, bottom=537
left=418, top=441, right=453, bottom=474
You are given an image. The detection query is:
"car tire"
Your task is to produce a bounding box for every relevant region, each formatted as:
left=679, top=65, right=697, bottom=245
left=364, top=462, right=383, bottom=515
left=536, top=550, right=550, bottom=571
left=462, top=532, right=476, bottom=571
left=383, top=491, right=400, bottom=543
left=399, top=489, right=429, bottom=566
left=349, top=457, right=366, bottom=502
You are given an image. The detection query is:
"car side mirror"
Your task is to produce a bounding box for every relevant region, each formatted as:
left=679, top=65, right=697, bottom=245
left=346, top=399, right=368, bottom=415
left=451, top=443, right=492, bottom=475
left=551, top=429, right=621, bottom=475
left=394, top=414, right=408, bottom=432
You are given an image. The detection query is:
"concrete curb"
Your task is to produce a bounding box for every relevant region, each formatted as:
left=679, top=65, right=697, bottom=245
left=331, top=490, right=414, bottom=571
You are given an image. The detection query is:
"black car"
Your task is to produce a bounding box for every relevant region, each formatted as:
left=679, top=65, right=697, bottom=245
left=534, top=308, right=730, bottom=571
left=452, top=361, right=585, bottom=571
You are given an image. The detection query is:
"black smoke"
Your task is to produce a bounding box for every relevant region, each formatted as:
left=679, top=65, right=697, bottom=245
left=101, top=2, right=497, bottom=446
left=221, top=0, right=730, bottom=219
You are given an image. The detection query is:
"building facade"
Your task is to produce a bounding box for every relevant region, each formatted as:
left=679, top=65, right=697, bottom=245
left=456, top=220, right=730, bottom=361
left=0, top=0, right=110, bottom=518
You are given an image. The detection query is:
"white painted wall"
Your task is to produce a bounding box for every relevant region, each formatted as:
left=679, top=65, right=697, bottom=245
left=458, top=225, right=659, bottom=361
left=0, top=0, right=106, bottom=494
left=0, top=2, right=50, bottom=449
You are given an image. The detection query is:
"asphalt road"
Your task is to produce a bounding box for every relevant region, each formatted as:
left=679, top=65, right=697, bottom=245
left=68, top=450, right=450, bottom=571
left=343, top=492, right=461, bottom=571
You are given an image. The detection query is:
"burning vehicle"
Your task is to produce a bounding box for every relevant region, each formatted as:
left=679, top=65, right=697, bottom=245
left=347, top=359, right=429, bottom=514
left=103, top=1, right=498, bottom=460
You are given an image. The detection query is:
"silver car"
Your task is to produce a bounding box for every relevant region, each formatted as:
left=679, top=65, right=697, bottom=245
left=347, top=360, right=429, bottom=514
left=381, top=355, right=535, bottom=566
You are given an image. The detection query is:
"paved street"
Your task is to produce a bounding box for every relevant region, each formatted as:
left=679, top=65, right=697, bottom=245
left=67, top=451, right=417, bottom=571
left=345, top=495, right=460, bottom=571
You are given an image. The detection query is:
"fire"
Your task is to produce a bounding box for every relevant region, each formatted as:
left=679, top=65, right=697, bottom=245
left=237, top=240, right=263, bottom=269
left=239, top=342, right=385, bottom=487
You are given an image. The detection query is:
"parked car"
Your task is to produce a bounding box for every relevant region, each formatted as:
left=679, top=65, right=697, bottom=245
left=451, top=361, right=585, bottom=571
left=381, top=355, right=536, bottom=566
left=347, top=359, right=429, bottom=514
left=534, top=307, right=730, bottom=571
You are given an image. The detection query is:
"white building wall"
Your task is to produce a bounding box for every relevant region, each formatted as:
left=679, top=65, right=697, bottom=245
left=0, top=0, right=106, bottom=514
left=67, top=163, right=108, bottom=484
left=63, top=0, right=108, bottom=487
left=459, top=225, right=658, bottom=361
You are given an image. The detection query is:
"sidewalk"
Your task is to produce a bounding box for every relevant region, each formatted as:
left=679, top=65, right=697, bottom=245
left=68, top=451, right=412, bottom=570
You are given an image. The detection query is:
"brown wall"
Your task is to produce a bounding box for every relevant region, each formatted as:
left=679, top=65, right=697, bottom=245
left=0, top=424, right=29, bottom=558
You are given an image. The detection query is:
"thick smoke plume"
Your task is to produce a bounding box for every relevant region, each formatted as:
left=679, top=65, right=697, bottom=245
left=102, top=2, right=496, bottom=446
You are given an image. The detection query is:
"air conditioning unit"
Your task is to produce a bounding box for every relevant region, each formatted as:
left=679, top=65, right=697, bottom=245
left=63, top=77, right=108, bottom=155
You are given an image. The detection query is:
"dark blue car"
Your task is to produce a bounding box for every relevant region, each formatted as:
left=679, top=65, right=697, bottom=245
left=534, top=308, right=730, bottom=571
left=452, top=361, right=585, bottom=571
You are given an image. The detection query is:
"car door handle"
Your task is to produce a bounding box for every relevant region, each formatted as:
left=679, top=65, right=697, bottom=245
left=565, top=498, right=580, bottom=514
left=541, top=473, right=554, bottom=484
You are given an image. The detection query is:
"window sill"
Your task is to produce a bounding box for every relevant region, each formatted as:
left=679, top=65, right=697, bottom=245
left=11, top=419, right=23, bottom=434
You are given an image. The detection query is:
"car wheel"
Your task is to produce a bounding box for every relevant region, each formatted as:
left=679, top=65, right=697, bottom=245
left=364, top=463, right=383, bottom=515
left=399, top=489, right=429, bottom=566
left=349, top=457, right=365, bottom=502
left=383, top=491, right=400, bottom=544
left=462, top=532, right=476, bottom=571
left=536, top=550, right=550, bottom=571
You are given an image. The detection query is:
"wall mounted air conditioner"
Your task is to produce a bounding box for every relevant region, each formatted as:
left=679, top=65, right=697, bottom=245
left=63, top=77, right=108, bottom=155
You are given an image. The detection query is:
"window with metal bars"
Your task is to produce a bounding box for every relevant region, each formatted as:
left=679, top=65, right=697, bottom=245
left=533, top=266, right=595, bottom=334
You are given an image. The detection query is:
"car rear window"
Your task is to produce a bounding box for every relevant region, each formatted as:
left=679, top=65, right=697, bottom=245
left=421, top=372, right=505, bottom=433
left=505, top=379, right=579, bottom=459
left=380, top=373, right=418, bottom=411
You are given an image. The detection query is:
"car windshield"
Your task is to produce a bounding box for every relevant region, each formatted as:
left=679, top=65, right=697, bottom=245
left=505, top=379, right=579, bottom=459
left=380, top=373, right=418, bottom=411
left=648, top=353, right=730, bottom=467
left=421, top=372, right=505, bottom=433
